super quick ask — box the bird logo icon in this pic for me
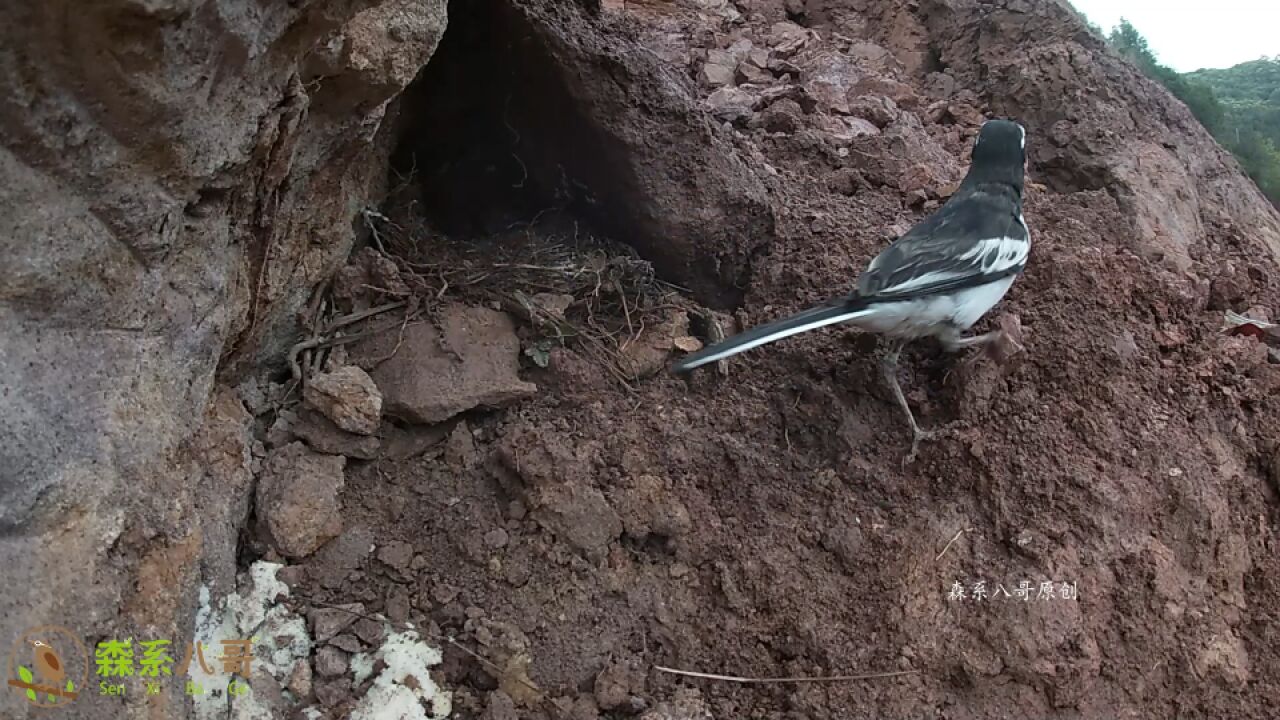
[30,640,67,688]
[6,625,88,708]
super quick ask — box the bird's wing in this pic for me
[855,191,1028,302]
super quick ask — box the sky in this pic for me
[1068,0,1277,72]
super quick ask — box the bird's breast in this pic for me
[846,275,1019,339]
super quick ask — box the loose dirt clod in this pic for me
[304,365,384,436]
[351,305,538,424]
[255,442,346,559]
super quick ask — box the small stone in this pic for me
[315,646,350,677]
[532,483,623,558]
[306,526,374,590]
[759,84,815,112]
[767,57,803,77]
[256,442,346,559]
[387,590,412,624]
[265,410,298,448]
[436,601,466,627]
[613,475,692,540]
[826,168,864,196]
[673,336,703,353]
[704,86,756,124]
[750,99,803,133]
[292,409,380,459]
[483,528,510,549]
[309,604,364,642]
[351,305,537,425]
[726,38,754,61]
[735,62,773,85]
[287,660,313,698]
[618,311,692,379]
[432,584,461,605]
[377,540,415,571]
[531,293,574,319]
[700,62,736,88]
[314,678,350,707]
[803,54,857,114]
[329,633,362,653]
[483,690,519,720]
[819,115,880,145]
[849,95,898,128]
[445,421,479,469]
[706,49,735,67]
[353,618,384,646]
[767,21,809,55]
[947,102,985,127]
[304,365,382,435]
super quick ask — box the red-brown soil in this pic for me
[279,0,1280,718]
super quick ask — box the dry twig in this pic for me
[653,666,919,684]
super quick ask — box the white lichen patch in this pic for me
[191,561,313,720]
[228,561,291,632]
[350,626,452,720]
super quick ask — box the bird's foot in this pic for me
[903,428,936,466]
[985,316,1026,363]
[902,422,965,466]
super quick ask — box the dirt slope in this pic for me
[288,0,1280,718]
[3,0,1280,719]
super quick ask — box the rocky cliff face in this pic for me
[1,1,447,716]
[2,0,1278,718]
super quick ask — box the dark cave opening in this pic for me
[381,0,774,311]
[388,0,621,240]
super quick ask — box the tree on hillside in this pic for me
[1108,19,1157,69]
[1100,18,1278,205]
[1108,19,1226,133]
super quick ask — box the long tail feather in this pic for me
[672,301,868,373]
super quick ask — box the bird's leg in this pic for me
[939,328,999,353]
[880,340,934,464]
[940,327,1023,369]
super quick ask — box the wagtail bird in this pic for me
[673,119,1030,460]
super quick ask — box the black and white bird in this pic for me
[672,119,1030,460]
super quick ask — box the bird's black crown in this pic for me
[965,119,1026,191]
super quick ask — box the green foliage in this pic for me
[1099,18,1280,205]
[18,665,37,702]
[1187,57,1280,104]
[1187,57,1280,202]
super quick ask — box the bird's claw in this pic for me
[903,428,936,467]
[902,423,964,466]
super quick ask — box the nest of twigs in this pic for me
[289,206,693,392]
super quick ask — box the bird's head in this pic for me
[32,640,49,648]
[967,119,1027,191]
